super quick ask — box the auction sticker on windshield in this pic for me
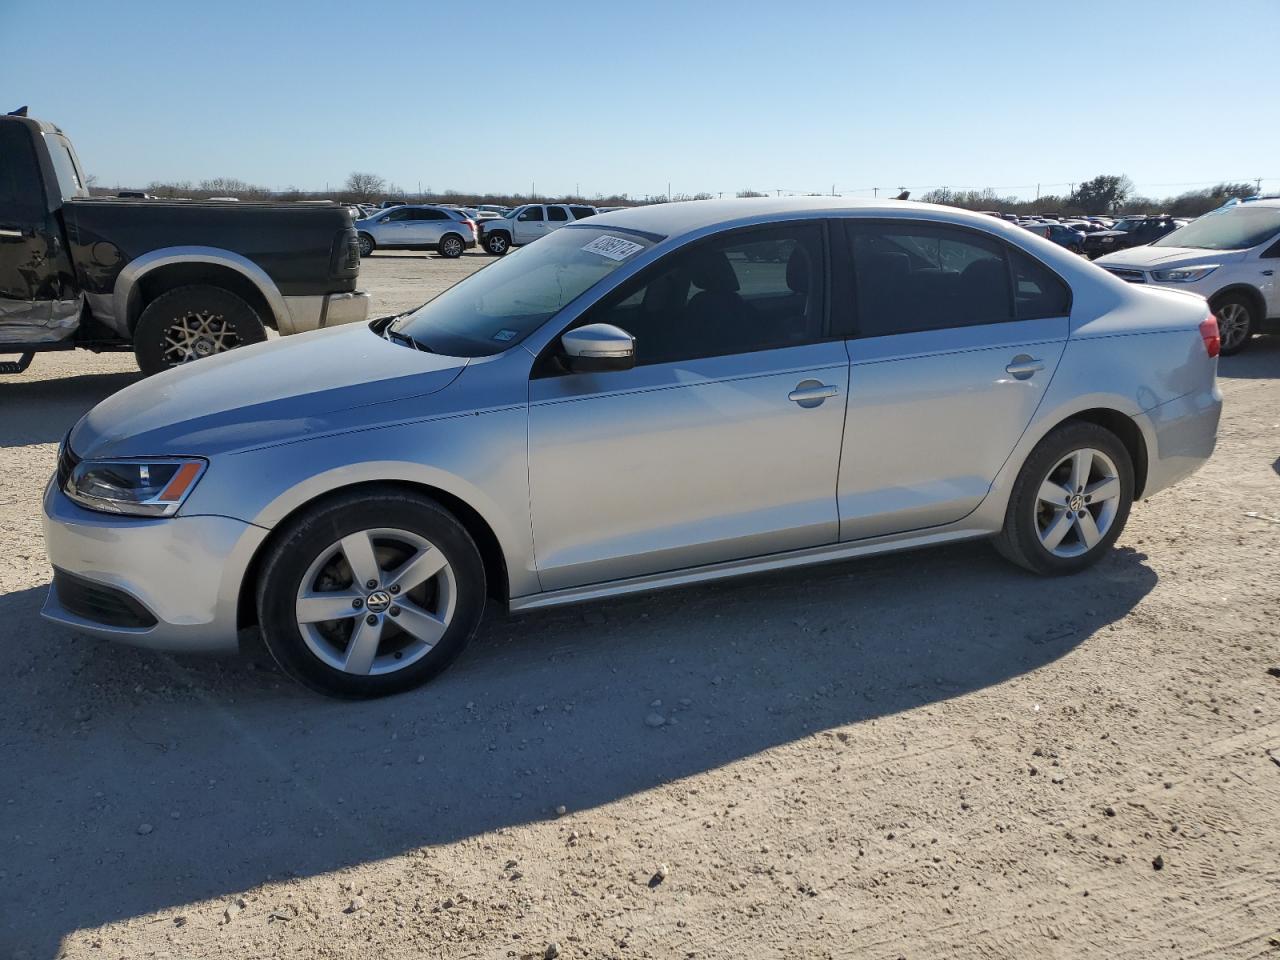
[582,235,645,261]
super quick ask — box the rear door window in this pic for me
[846,221,1012,336]
[569,206,595,220]
[1010,248,1071,319]
[547,206,569,222]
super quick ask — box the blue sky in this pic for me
[2,0,1276,201]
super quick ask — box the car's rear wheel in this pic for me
[438,233,464,259]
[357,232,376,257]
[256,488,487,698]
[484,231,510,256]
[133,284,267,375]
[1211,294,1256,356]
[993,421,1134,575]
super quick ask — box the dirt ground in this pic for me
[2,251,1278,960]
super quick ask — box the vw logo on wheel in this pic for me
[365,590,392,613]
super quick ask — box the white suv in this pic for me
[1095,198,1280,354]
[478,202,598,255]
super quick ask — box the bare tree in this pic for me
[344,172,386,201]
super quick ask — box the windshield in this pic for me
[1152,205,1280,250]
[390,226,658,356]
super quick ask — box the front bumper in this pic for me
[41,480,267,653]
[279,290,371,336]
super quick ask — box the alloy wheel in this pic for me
[162,310,241,365]
[1216,303,1251,352]
[358,235,373,257]
[442,236,462,257]
[295,528,456,676]
[1034,448,1122,559]
[487,234,508,254]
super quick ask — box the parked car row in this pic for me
[351,201,601,258]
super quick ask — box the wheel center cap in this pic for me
[1069,494,1085,512]
[366,590,392,613]
[194,338,215,357]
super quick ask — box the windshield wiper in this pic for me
[384,328,434,353]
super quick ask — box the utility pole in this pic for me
[531,181,535,199]
[1035,183,1041,201]
[575,182,579,197]
[667,182,671,202]
[1257,177,1263,195]
[873,187,878,198]
[831,183,836,196]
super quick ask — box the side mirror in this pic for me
[560,323,636,373]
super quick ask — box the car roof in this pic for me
[585,196,1057,242]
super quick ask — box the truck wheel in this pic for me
[484,231,510,256]
[133,285,267,375]
[1210,294,1256,356]
[357,233,375,257]
[438,233,464,259]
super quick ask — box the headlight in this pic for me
[65,458,207,517]
[1151,265,1218,283]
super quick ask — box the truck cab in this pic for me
[0,110,369,375]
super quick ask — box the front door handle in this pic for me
[1005,355,1044,380]
[788,380,839,408]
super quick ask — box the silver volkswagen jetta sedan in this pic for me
[42,198,1222,698]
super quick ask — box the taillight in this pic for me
[1199,316,1220,358]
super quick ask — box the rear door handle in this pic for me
[788,380,839,408]
[1005,355,1044,380]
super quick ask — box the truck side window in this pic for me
[518,207,544,222]
[547,206,569,222]
[44,134,84,200]
[0,122,46,222]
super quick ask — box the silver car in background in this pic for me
[354,205,477,258]
[42,198,1222,698]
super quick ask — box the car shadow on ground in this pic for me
[1217,335,1280,379]
[0,371,142,447]
[2,540,1157,957]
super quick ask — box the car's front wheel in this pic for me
[993,421,1134,575]
[256,488,487,698]
[438,233,464,259]
[484,231,511,256]
[1210,293,1256,356]
[357,232,376,258]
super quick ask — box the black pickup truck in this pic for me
[0,110,368,374]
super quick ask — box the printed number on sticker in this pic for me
[582,235,645,261]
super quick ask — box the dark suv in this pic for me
[1084,216,1185,259]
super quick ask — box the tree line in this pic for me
[918,175,1258,218]
[91,171,1260,218]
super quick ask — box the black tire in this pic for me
[255,488,487,699]
[484,231,511,256]
[133,284,267,376]
[438,233,464,259]
[1209,292,1257,356]
[993,421,1134,576]
[357,232,375,257]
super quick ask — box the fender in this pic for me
[112,246,289,334]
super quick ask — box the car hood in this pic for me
[70,323,468,459]
[1095,246,1245,269]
